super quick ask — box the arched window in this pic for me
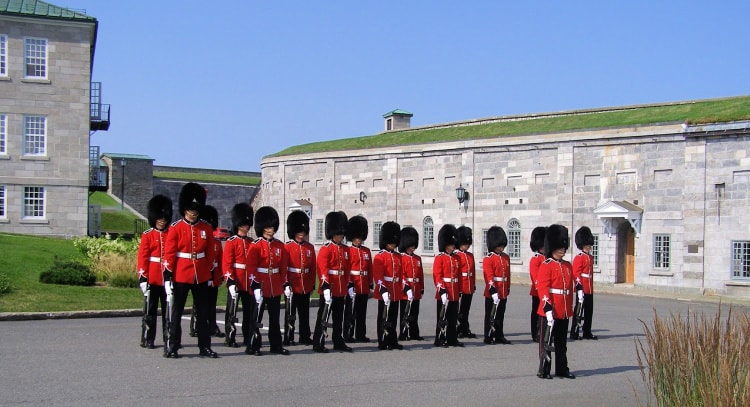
[422,216,434,253]
[507,218,521,260]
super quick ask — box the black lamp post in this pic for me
[120,158,126,209]
[455,184,467,207]
[359,191,367,205]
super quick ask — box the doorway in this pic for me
[615,221,636,284]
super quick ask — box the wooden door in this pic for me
[625,227,635,284]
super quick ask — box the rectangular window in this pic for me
[481,228,489,255]
[0,185,6,219]
[653,234,670,270]
[507,228,521,260]
[23,116,46,156]
[23,186,45,218]
[731,241,750,279]
[372,221,382,249]
[0,35,7,76]
[0,114,6,154]
[315,219,324,242]
[423,223,434,252]
[24,37,47,78]
[591,234,599,266]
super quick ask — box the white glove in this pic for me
[228,285,238,300]
[491,292,499,304]
[284,286,292,299]
[440,292,448,305]
[382,291,390,306]
[323,289,332,304]
[207,280,214,287]
[348,286,355,299]
[164,281,173,297]
[577,290,584,304]
[406,289,414,301]
[139,281,148,296]
[254,288,262,303]
[545,310,554,326]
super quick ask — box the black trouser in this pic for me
[144,284,168,343]
[238,290,256,345]
[260,295,283,351]
[206,285,219,331]
[538,317,570,376]
[291,292,312,341]
[399,299,421,339]
[377,299,400,347]
[169,280,210,351]
[572,293,595,336]
[313,296,345,348]
[483,297,507,341]
[457,292,474,335]
[435,300,459,345]
[345,293,369,340]
[530,295,540,340]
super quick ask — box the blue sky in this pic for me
[71,0,750,171]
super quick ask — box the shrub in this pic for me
[108,271,138,288]
[91,252,137,283]
[0,273,11,295]
[39,258,96,286]
[635,305,750,407]
[73,234,140,261]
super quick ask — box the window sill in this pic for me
[648,271,674,277]
[21,78,51,85]
[726,281,750,287]
[20,155,49,161]
[0,155,9,160]
[0,76,9,81]
[0,219,9,224]
[20,219,49,224]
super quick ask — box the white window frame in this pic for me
[0,185,6,219]
[372,221,382,249]
[481,228,489,256]
[591,234,600,267]
[24,37,48,79]
[0,114,6,155]
[315,218,324,242]
[422,216,434,253]
[0,35,7,77]
[731,241,750,280]
[653,234,671,270]
[23,115,46,156]
[23,186,45,219]
[507,218,521,260]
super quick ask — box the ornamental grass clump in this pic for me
[635,305,750,407]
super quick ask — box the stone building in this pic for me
[0,1,110,237]
[260,98,750,297]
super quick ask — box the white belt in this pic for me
[384,276,400,282]
[461,272,473,277]
[406,277,421,282]
[288,267,309,273]
[442,277,459,283]
[350,270,368,276]
[493,277,508,282]
[581,273,591,278]
[233,263,246,270]
[550,288,570,295]
[177,252,205,260]
[149,256,161,263]
[327,269,344,276]
[257,267,279,274]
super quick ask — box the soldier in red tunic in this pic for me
[284,210,317,346]
[222,203,254,348]
[482,226,512,345]
[570,226,597,340]
[344,215,372,343]
[189,205,224,339]
[456,226,477,339]
[162,183,218,358]
[529,226,546,343]
[433,225,463,348]
[247,206,290,356]
[137,195,172,349]
[536,224,576,379]
[372,221,404,350]
[313,211,351,353]
[399,226,424,341]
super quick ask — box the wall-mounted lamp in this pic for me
[455,184,469,208]
[359,191,367,204]
[120,158,127,209]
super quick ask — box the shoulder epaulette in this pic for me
[170,220,181,227]
[543,258,554,264]
[253,237,262,243]
[227,235,239,241]
[143,228,155,235]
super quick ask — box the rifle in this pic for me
[164,288,175,355]
[225,294,239,346]
[344,294,355,340]
[284,294,296,344]
[573,295,584,336]
[400,300,413,339]
[487,301,499,341]
[436,301,448,346]
[381,301,391,344]
[542,319,555,362]
[140,286,151,347]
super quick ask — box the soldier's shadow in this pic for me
[573,365,641,377]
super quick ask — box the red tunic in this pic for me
[482,251,511,299]
[137,227,167,285]
[348,244,372,294]
[372,249,403,301]
[572,252,594,294]
[285,239,317,295]
[536,257,575,319]
[400,252,424,300]
[222,235,252,291]
[163,218,216,285]
[210,237,223,286]
[456,250,477,294]
[433,252,461,302]
[247,237,289,298]
[317,241,351,297]
[528,252,544,297]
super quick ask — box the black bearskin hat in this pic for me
[178,182,206,215]
[325,211,348,240]
[457,226,473,247]
[200,205,219,230]
[544,224,570,258]
[486,226,508,253]
[147,194,173,229]
[230,203,253,235]
[399,226,419,253]
[379,221,401,250]
[438,224,458,253]
[254,206,280,237]
[530,226,547,252]
[346,215,369,242]
[286,210,310,240]
[575,226,595,250]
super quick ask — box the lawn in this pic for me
[89,191,142,234]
